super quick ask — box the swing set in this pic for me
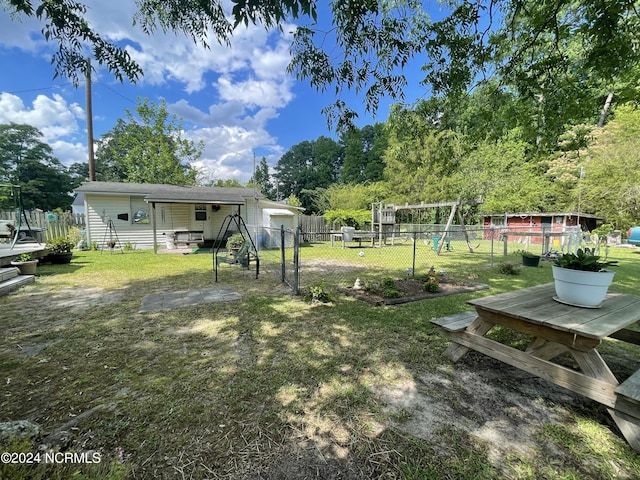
[373,197,483,255]
[0,183,39,249]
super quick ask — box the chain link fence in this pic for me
[294,226,493,293]
[223,223,613,295]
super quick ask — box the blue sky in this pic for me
[0,2,435,183]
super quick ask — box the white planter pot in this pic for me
[552,265,615,308]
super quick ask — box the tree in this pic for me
[273,137,342,212]
[340,124,387,183]
[383,106,470,203]
[6,1,640,132]
[252,156,275,199]
[579,105,640,228]
[95,98,202,185]
[0,123,74,210]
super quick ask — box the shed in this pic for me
[262,208,296,248]
[482,212,604,246]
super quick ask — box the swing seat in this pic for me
[216,241,254,268]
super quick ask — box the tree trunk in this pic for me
[597,92,614,128]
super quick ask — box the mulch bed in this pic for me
[339,279,489,306]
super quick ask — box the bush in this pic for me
[497,262,521,275]
[382,288,401,298]
[381,277,396,289]
[305,280,330,303]
[226,233,245,250]
[46,236,74,253]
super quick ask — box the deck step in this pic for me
[0,267,20,282]
[430,310,478,332]
[0,274,35,296]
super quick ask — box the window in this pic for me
[195,204,207,221]
[130,197,150,224]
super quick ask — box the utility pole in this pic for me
[85,58,96,181]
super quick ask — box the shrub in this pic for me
[226,233,245,250]
[46,236,74,253]
[382,288,401,298]
[305,280,330,303]
[497,262,521,275]
[381,277,396,289]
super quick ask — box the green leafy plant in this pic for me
[15,253,34,262]
[46,236,74,253]
[514,249,539,258]
[226,233,245,250]
[497,262,521,275]
[305,280,330,303]
[381,277,396,289]
[554,248,617,271]
[382,288,401,298]
[423,276,440,293]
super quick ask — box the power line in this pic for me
[6,84,73,95]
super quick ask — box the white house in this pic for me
[74,182,301,251]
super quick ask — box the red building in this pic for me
[482,212,603,245]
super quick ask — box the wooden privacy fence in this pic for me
[0,210,86,241]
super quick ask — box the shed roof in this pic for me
[75,181,260,205]
[483,212,603,220]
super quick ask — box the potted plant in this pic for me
[515,249,541,267]
[226,233,245,253]
[10,252,38,275]
[552,248,617,307]
[44,236,75,264]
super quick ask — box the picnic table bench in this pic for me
[431,283,640,452]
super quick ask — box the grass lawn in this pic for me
[1,246,640,479]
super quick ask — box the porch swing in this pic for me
[213,213,259,281]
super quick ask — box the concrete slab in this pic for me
[139,287,241,313]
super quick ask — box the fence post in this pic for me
[280,225,286,282]
[490,227,494,267]
[293,226,300,295]
[412,231,417,277]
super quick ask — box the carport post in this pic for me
[280,225,286,282]
[293,226,300,295]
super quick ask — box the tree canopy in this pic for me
[0,123,74,210]
[94,98,202,185]
[4,1,640,130]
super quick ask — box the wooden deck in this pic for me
[0,243,47,267]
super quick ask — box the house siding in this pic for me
[78,182,302,252]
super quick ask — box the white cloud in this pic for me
[185,124,280,183]
[0,9,42,50]
[0,1,304,179]
[0,92,83,141]
[50,140,88,166]
[217,76,293,109]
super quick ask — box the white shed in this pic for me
[262,208,296,248]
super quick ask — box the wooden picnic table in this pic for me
[431,283,640,452]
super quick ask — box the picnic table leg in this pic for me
[609,410,640,452]
[444,317,494,362]
[571,349,640,452]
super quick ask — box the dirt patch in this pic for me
[340,278,489,305]
[375,352,622,476]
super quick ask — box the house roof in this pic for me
[75,181,261,205]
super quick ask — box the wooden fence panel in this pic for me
[0,211,86,242]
